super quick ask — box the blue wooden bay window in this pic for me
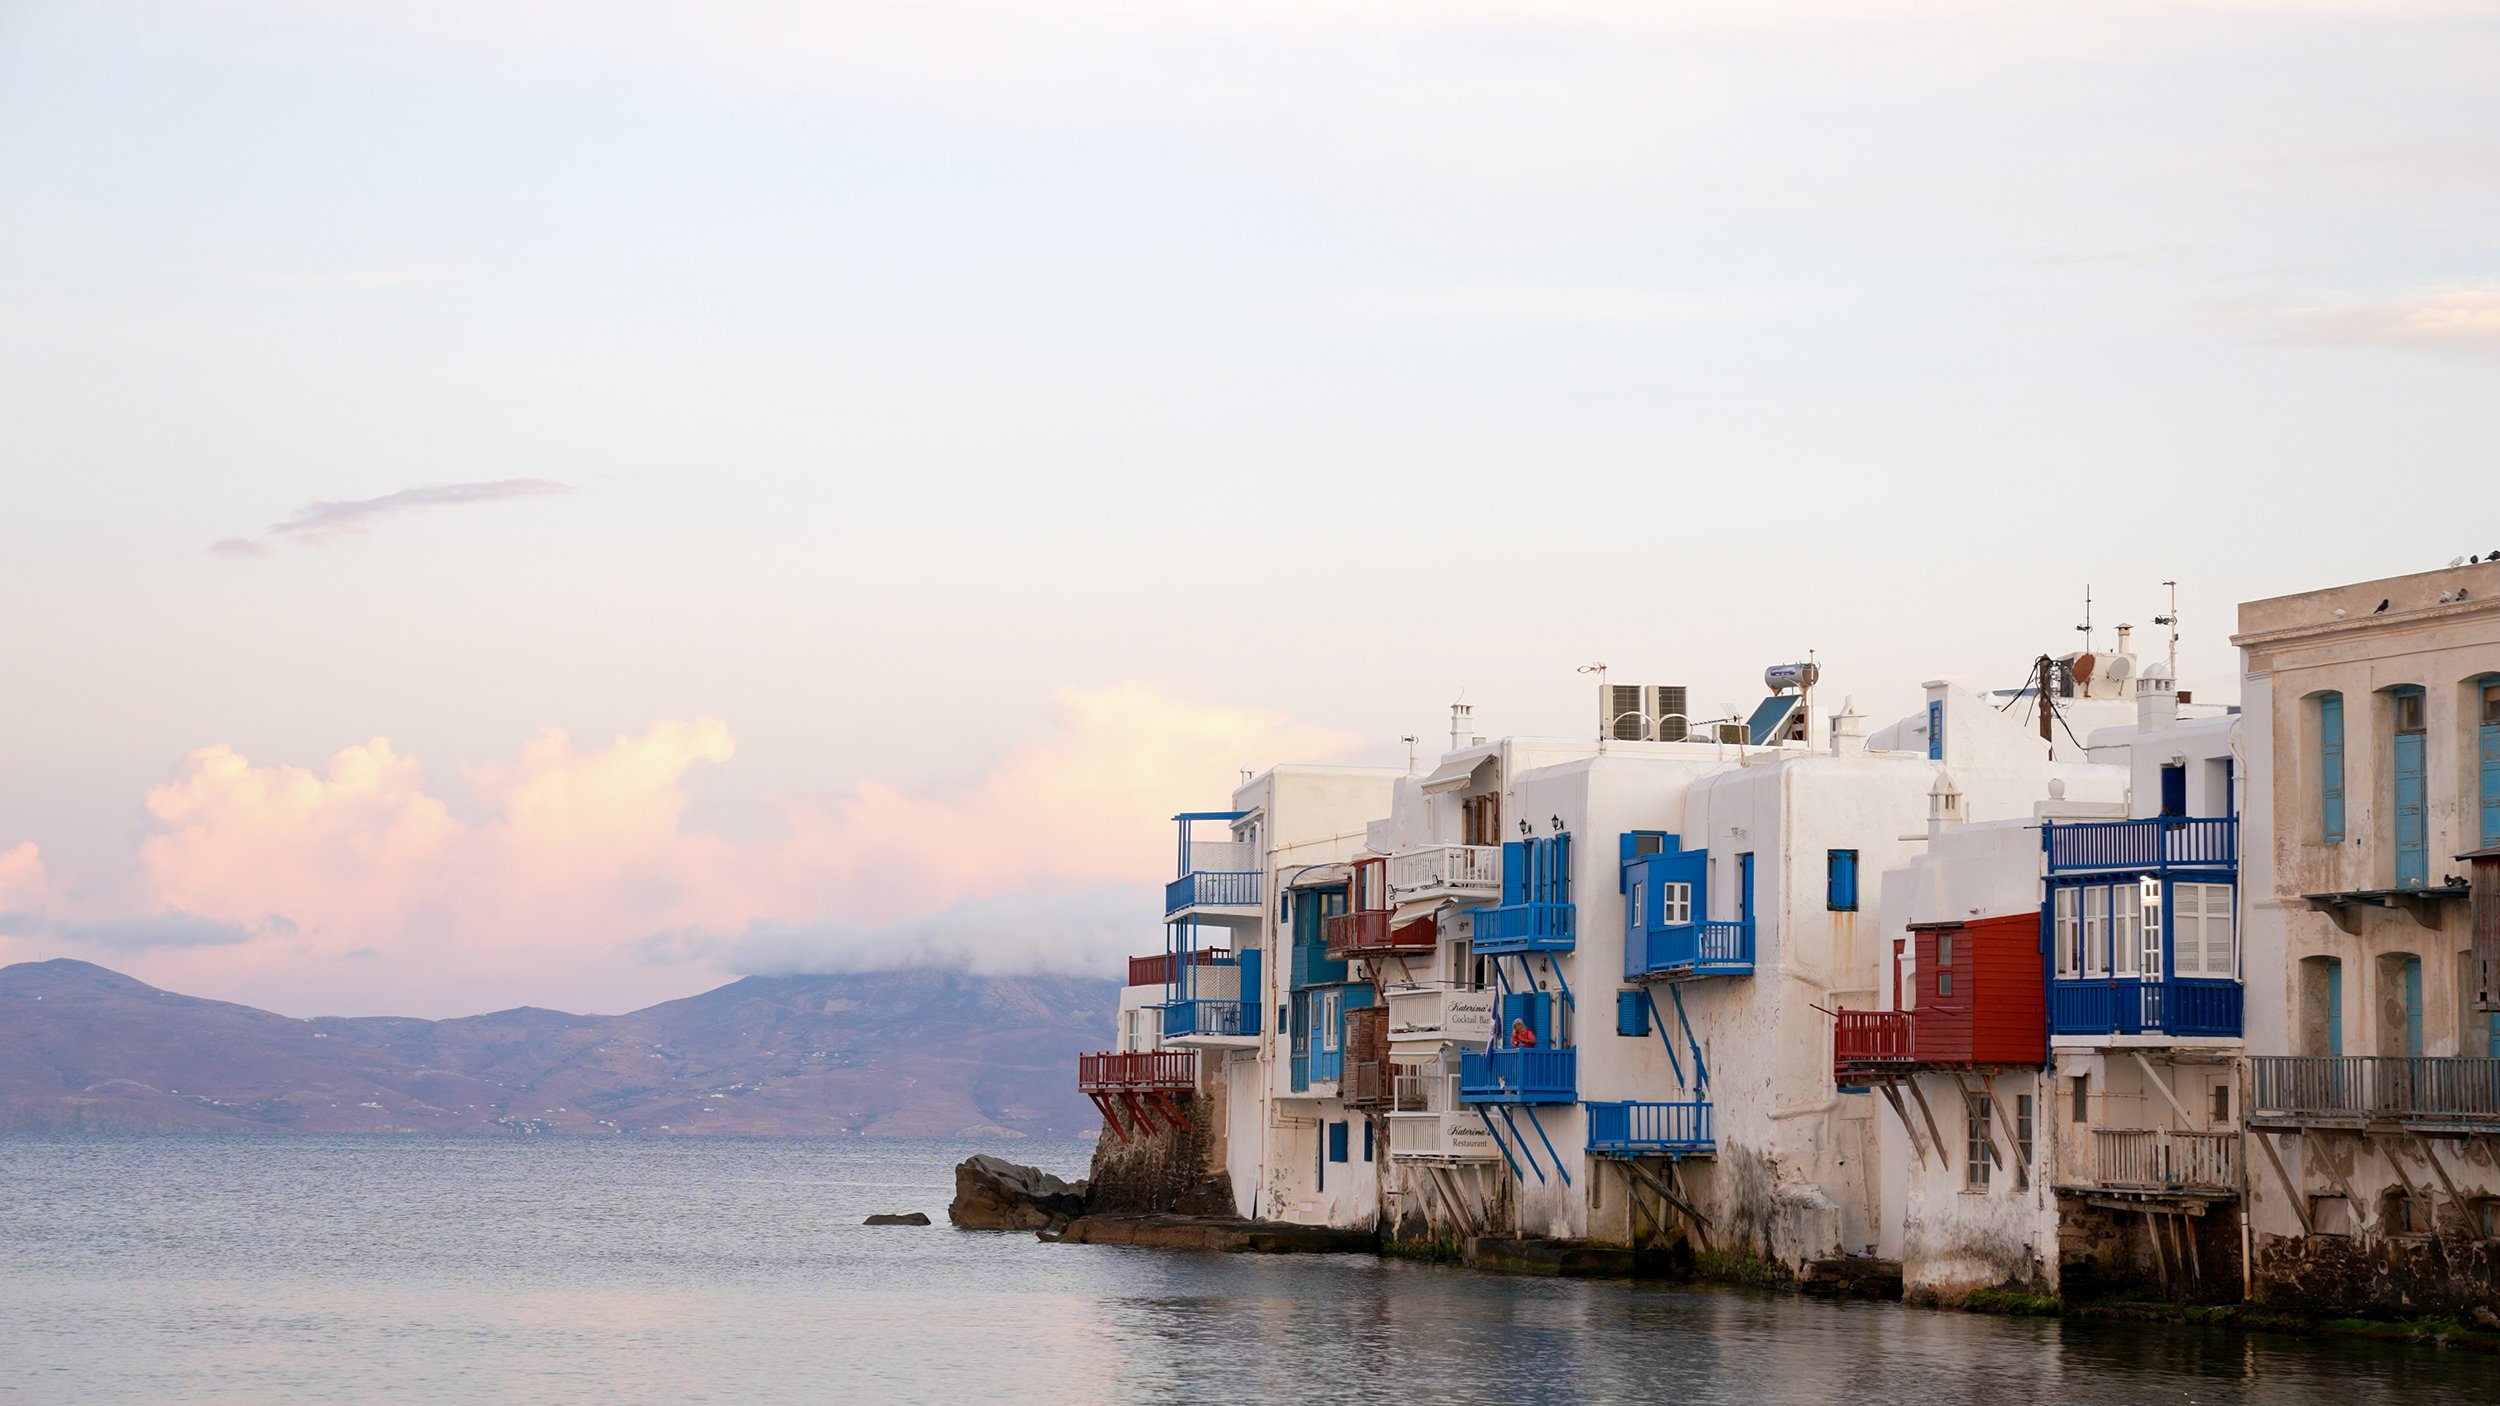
[1622,831,1753,981]
[1474,834,1575,954]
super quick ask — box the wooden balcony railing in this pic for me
[1458,1048,1576,1104]
[1324,910,1437,960]
[2249,1056,2500,1125]
[1076,1050,1197,1093]
[1833,1009,1914,1074]
[2044,816,2237,873]
[2087,1129,2237,1193]
[1585,1099,1713,1156]
[1473,901,1575,955]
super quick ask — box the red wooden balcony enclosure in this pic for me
[1833,912,2045,1083]
[1127,948,1224,989]
[1324,857,1440,961]
[1076,1050,1198,1143]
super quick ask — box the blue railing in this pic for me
[1458,1048,1577,1104]
[1161,998,1258,1040]
[1164,870,1262,917]
[2049,979,2242,1038]
[2044,817,2237,874]
[1627,920,1755,981]
[1586,1099,1713,1155]
[1473,900,1576,955]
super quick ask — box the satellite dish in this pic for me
[2105,654,2135,683]
[2070,652,2098,686]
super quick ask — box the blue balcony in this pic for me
[1164,869,1261,919]
[1586,1099,1714,1157]
[1162,998,1258,1041]
[1458,1048,1577,1105]
[1627,919,1754,982]
[2049,979,2242,1039]
[2045,817,2237,874]
[1473,900,1575,955]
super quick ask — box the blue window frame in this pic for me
[1616,989,1651,1037]
[2319,692,2346,844]
[1327,1121,1349,1164]
[1927,699,1944,760]
[1827,849,1859,912]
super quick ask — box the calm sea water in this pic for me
[3,1135,2495,1405]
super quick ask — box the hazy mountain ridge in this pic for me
[0,959,1116,1137]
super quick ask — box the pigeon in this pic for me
[2441,591,2454,603]
[2373,599,2391,613]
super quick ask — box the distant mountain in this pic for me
[0,959,1118,1138]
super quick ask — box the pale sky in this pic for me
[2,0,2494,1017]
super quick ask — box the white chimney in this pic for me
[1928,769,1965,840]
[1830,697,1868,757]
[1449,703,1474,757]
[2136,663,2178,733]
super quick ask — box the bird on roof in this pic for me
[2374,599,2391,613]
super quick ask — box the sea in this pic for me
[2,1133,2495,1405]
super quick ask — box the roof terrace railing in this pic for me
[2045,816,2237,874]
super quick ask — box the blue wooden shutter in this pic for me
[1502,841,1527,905]
[1363,1120,1373,1162]
[2320,693,2345,844]
[1827,850,1859,912]
[1739,853,1755,921]
[1927,699,1944,760]
[1617,989,1651,1036]
[1328,1121,1349,1164]
[2396,723,2428,889]
[2480,709,2499,847]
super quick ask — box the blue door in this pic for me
[2395,726,2428,889]
[1738,852,1755,921]
[2320,693,2346,844]
[2326,960,2343,1056]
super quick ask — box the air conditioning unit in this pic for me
[1599,683,1692,742]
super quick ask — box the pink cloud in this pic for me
[65,686,1354,1016]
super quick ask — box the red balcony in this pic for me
[1324,910,1438,961]
[1833,912,2046,1083]
[1833,1010,1913,1082]
[1077,1050,1197,1143]
[1127,949,1224,988]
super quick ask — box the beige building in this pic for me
[2235,558,2500,1316]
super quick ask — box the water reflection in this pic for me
[1,1135,2492,1406]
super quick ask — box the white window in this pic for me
[2054,888,2080,979]
[1630,883,1643,928]
[2083,886,2110,979]
[1319,991,1341,1051]
[1965,1095,1993,1191]
[1660,882,1693,926]
[2172,882,2235,980]
[2114,889,2140,978]
[2138,878,2163,978]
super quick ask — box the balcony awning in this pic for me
[1420,753,1495,794]
[1286,861,1351,890]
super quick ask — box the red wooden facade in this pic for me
[1834,911,2044,1080]
[1126,948,1224,989]
[1324,856,1440,960]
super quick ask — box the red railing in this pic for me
[1324,911,1437,960]
[1833,1009,1914,1075]
[1077,1050,1198,1093]
[1126,949,1224,988]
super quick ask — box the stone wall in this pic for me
[2056,1196,2243,1304]
[2251,1230,2500,1326]
[1083,1061,1234,1216]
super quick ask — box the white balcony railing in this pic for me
[1384,985,1496,1047]
[2087,1129,2238,1193]
[1387,845,1503,901]
[1387,1109,1499,1161]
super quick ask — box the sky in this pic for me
[1,0,2495,1018]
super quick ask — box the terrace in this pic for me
[1075,1050,1197,1143]
[2248,1056,2500,1130]
[2044,816,2238,874]
[1164,812,1261,926]
[1585,1099,1715,1158]
[2066,1129,2239,1196]
[1387,844,1503,904]
[1457,1047,1577,1105]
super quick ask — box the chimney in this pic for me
[1928,769,1965,840]
[1449,703,1474,757]
[1830,697,1868,757]
[2136,663,2178,733]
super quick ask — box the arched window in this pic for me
[2300,955,2342,1057]
[2377,952,2423,1058]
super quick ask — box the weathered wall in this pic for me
[2055,1197,2243,1303]
[1085,1063,1234,1217]
[2251,1228,2500,1324]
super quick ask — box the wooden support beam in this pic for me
[1952,1073,2002,1169]
[2130,1051,2204,1132]
[2180,1211,2202,1288]
[1905,1077,1954,1171]
[2410,1135,2471,1235]
[2143,1207,2168,1291]
[1625,1157,1715,1251]
[1986,1073,2030,1178]
[2308,1131,2374,1233]
[1878,1082,1930,1167]
[2253,1130,2314,1235]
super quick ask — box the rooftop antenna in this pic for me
[1400,735,1418,774]
[1577,662,1610,754]
[2074,584,2094,654]
[2152,580,2180,679]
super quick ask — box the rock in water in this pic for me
[864,1212,931,1226]
[949,1154,1088,1231]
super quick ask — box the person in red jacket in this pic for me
[1509,1017,1538,1048]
